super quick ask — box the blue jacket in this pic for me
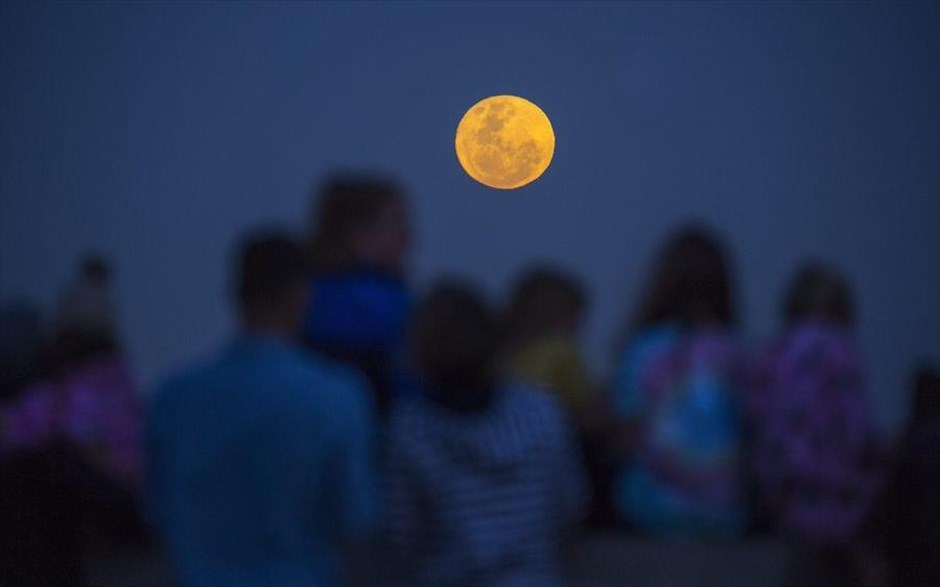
[147,336,377,587]
[303,267,412,414]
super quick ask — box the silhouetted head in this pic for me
[409,282,498,412]
[631,224,736,333]
[235,232,310,338]
[81,254,111,286]
[910,365,940,422]
[51,254,117,364]
[309,174,410,273]
[503,265,586,354]
[783,263,855,328]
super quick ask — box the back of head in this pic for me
[52,254,118,364]
[309,173,406,271]
[783,263,855,328]
[632,224,735,333]
[503,266,585,354]
[235,232,309,331]
[409,282,498,411]
[81,254,111,286]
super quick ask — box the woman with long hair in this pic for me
[610,225,747,536]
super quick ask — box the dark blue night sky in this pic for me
[2,1,938,428]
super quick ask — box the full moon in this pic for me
[455,95,555,190]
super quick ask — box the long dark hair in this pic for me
[308,174,403,271]
[626,224,736,341]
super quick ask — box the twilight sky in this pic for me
[2,1,938,429]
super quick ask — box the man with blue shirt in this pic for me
[147,232,377,587]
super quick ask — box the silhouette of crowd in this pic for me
[2,175,938,587]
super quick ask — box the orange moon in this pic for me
[455,95,555,190]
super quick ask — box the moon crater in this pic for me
[455,95,555,190]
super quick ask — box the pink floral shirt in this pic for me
[749,323,882,544]
[1,354,141,485]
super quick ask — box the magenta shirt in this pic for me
[1,354,142,485]
[748,322,882,544]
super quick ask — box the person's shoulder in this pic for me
[509,336,573,383]
[636,324,681,344]
[502,382,569,431]
[346,267,410,308]
[780,322,858,365]
[792,321,853,347]
[313,265,407,295]
[387,395,430,428]
[385,396,431,451]
[615,324,681,382]
[624,325,680,360]
[282,346,376,418]
[505,381,561,406]
[153,351,207,389]
[526,336,581,364]
[281,345,370,394]
[685,326,744,368]
[307,266,410,343]
[149,353,222,421]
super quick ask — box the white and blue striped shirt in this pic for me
[384,384,588,587]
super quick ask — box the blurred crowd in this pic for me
[2,175,938,587]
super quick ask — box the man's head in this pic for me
[309,174,411,272]
[235,232,310,337]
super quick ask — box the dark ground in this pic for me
[86,532,787,587]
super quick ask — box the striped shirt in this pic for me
[384,384,587,587]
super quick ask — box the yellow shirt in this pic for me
[507,336,595,411]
